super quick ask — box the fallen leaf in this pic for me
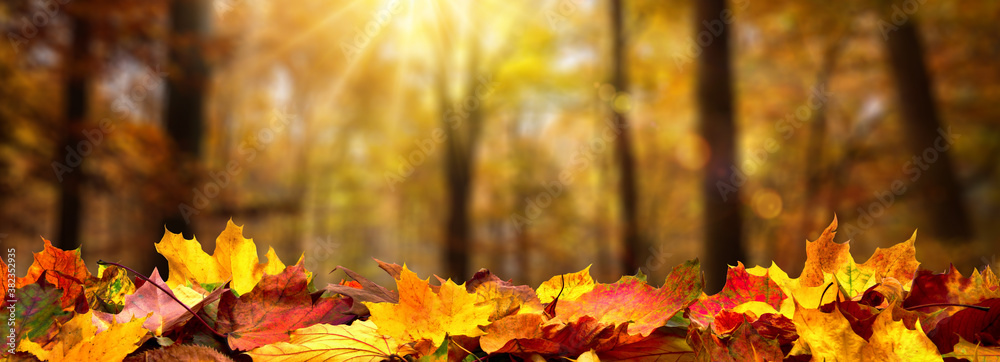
[687,262,785,328]
[788,300,866,361]
[553,260,702,337]
[84,264,136,313]
[247,320,411,361]
[17,310,148,361]
[123,344,234,362]
[480,313,545,354]
[155,219,294,295]
[16,239,91,310]
[944,337,1000,361]
[687,311,784,362]
[595,327,695,362]
[799,217,851,288]
[904,265,1000,310]
[9,278,71,350]
[92,268,226,336]
[374,258,404,279]
[216,263,354,351]
[829,299,879,341]
[364,265,492,347]
[536,265,596,303]
[799,218,921,298]
[324,265,398,317]
[860,307,942,362]
[854,231,920,289]
[750,313,799,350]
[466,268,542,320]
[927,298,1000,353]
[485,315,628,357]
[576,350,600,362]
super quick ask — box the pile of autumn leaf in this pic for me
[4,219,1000,361]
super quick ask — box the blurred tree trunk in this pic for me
[697,0,744,293]
[439,42,484,281]
[885,20,972,242]
[56,17,91,251]
[609,0,641,275]
[506,120,530,282]
[160,0,210,271]
[789,32,847,274]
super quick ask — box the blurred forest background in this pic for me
[1,0,998,292]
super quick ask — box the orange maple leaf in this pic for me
[16,238,91,310]
[364,265,492,348]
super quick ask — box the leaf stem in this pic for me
[97,260,227,338]
[903,302,990,311]
[818,283,834,309]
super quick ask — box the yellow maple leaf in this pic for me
[860,308,942,362]
[247,320,409,361]
[17,310,147,361]
[946,337,1000,360]
[788,301,866,361]
[470,280,542,320]
[576,350,600,362]
[155,219,296,295]
[536,265,595,303]
[364,266,492,347]
[747,263,839,319]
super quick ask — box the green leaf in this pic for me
[14,280,71,344]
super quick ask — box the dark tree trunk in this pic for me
[162,0,210,238]
[441,44,483,281]
[444,167,471,280]
[156,0,211,276]
[56,17,91,251]
[885,21,972,242]
[697,0,744,293]
[609,0,641,275]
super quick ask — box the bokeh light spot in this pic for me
[752,189,783,219]
[675,133,710,170]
